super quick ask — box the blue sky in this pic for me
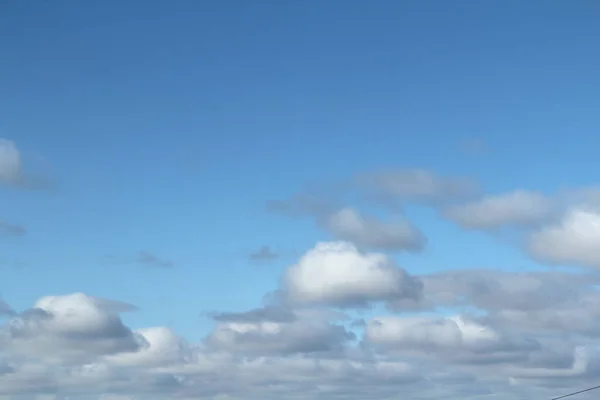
[2,0,600,336]
[2,2,600,398]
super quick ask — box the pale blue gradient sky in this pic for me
[2,0,600,341]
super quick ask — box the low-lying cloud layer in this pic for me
[2,240,600,400]
[4,138,600,400]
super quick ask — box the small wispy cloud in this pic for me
[137,251,174,268]
[0,139,56,191]
[249,246,279,262]
[266,193,333,217]
[0,219,26,236]
[460,137,489,155]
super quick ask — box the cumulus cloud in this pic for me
[367,315,496,351]
[6,189,600,399]
[444,190,555,230]
[205,307,354,356]
[322,208,426,252]
[282,241,423,308]
[6,293,143,365]
[507,347,593,383]
[418,269,551,310]
[269,199,428,252]
[407,269,600,336]
[2,268,600,400]
[528,206,600,269]
[105,327,190,367]
[366,314,540,364]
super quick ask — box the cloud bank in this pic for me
[2,240,600,400]
[4,140,600,400]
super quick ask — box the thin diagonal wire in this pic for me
[551,384,600,400]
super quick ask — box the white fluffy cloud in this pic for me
[104,326,190,367]
[366,315,539,364]
[205,307,354,356]
[282,241,423,307]
[528,207,600,269]
[323,208,425,252]
[0,289,425,399]
[367,315,502,351]
[6,293,142,365]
